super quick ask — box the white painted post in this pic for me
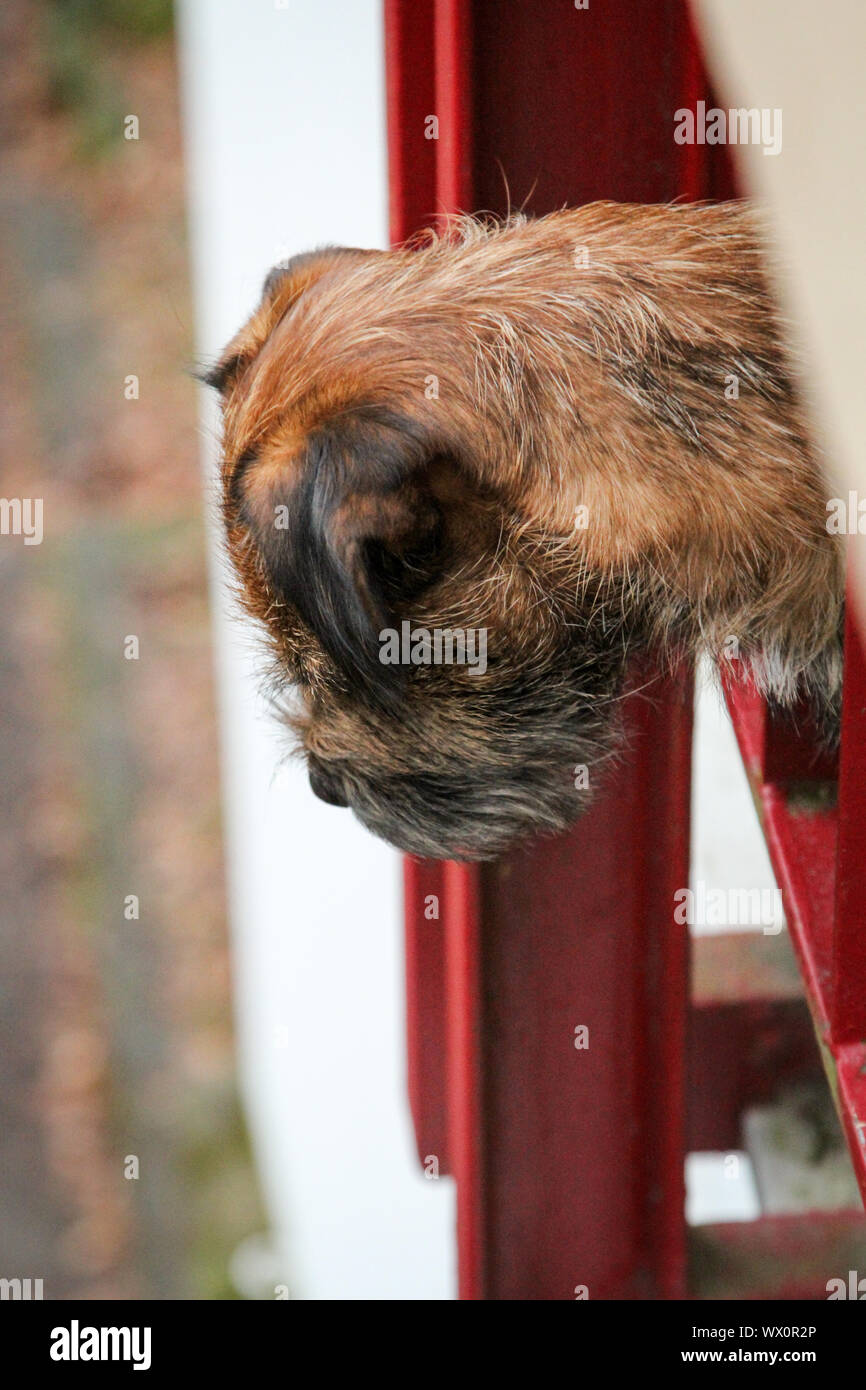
[177,0,454,1300]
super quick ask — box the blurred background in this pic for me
[1,0,862,1301]
[0,0,453,1302]
[0,0,262,1297]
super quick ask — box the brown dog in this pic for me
[208,201,843,860]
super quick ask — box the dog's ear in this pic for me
[204,247,381,394]
[234,411,447,706]
[260,246,381,311]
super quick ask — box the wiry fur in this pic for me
[209,201,843,860]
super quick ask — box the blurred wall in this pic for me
[177,0,455,1299]
[696,0,866,606]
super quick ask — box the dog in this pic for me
[207,201,843,860]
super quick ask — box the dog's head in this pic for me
[209,238,628,859]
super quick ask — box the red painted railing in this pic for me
[386,0,866,1299]
[723,609,866,1197]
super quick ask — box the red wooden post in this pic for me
[724,590,866,1201]
[433,0,473,216]
[386,0,450,1184]
[442,859,484,1297]
[388,0,866,1298]
[402,858,450,1174]
[468,669,694,1299]
[384,0,436,244]
[832,599,866,1045]
[387,0,725,1299]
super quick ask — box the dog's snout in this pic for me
[308,757,349,808]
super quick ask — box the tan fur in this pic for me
[210,202,843,859]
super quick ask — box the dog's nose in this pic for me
[308,758,349,808]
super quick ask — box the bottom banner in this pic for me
[2,1297,863,1373]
